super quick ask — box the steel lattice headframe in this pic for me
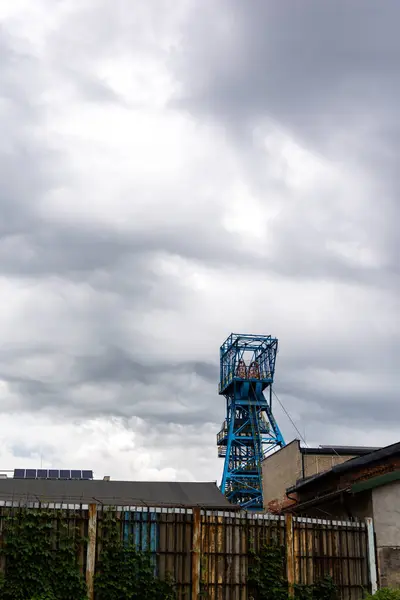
[217,333,285,510]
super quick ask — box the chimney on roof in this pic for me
[103,475,110,481]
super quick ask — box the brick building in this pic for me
[261,439,378,513]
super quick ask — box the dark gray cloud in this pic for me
[76,347,217,385]
[0,32,59,238]
[174,0,400,284]
[174,1,400,147]
[0,340,219,426]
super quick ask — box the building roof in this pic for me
[0,479,236,510]
[289,440,400,493]
[301,445,380,456]
[262,438,380,464]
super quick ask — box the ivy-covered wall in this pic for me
[0,507,175,600]
[0,509,87,600]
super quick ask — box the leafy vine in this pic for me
[248,543,288,600]
[365,591,400,600]
[248,543,338,600]
[94,510,175,600]
[0,509,87,600]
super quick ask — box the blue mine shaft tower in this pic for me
[217,333,285,510]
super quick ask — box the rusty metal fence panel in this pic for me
[293,517,370,600]
[199,511,285,600]
[95,506,194,600]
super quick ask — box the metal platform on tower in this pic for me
[217,333,285,511]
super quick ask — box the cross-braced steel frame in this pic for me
[217,333,285,510]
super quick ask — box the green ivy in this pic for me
[248,543,339,600]
[364,590,400,600]
[0,509,87,600]
[94,510,175,600]
[294,576,339,600]
[248,543,288,600]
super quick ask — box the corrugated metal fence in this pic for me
[0,503,374,599]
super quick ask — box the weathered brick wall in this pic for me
[341,458,400,488]
[296,457,400,505]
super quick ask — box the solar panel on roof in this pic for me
[13,468,92,480]
[12,468,93,480]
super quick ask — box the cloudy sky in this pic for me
[0,0,399,483]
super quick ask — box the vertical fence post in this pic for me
[366,517,378,594]
[86,503,98,600]
[192,507,201,600]
[286,514,295,598]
